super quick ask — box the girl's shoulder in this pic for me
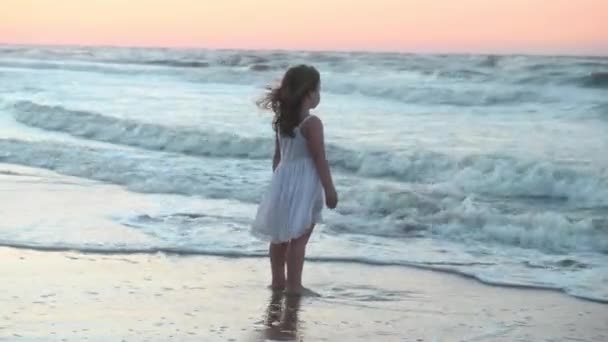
[299,115,325,143]
[299,115,323,131]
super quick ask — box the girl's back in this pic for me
[276,117,315,166]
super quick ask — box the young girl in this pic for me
[252,65,338,295]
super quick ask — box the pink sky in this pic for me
[1,0,606,55]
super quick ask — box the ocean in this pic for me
[0,45,606,303]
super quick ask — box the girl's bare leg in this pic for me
[286,225,314,294]
[269,242,289,290]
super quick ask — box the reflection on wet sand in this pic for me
[255,291,303,341]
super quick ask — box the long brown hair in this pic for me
[257,65,320,137]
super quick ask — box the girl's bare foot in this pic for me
[285,286,320,297]
[268,284,285,292]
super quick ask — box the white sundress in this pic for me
[252,116,324,243]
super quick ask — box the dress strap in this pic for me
[298,115,315,128]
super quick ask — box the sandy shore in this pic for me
[0,247,606,341]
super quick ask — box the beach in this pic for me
[1,45,607,341]
[1,247,607,341]
[1,166,606,341]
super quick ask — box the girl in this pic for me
[252,65,338,295]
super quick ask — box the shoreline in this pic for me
[1,241,607,305]
[1,246,606,341]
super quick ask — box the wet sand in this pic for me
[1,247,606,341]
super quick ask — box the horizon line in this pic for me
[1,42,606,59]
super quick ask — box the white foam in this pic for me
[0,138,268,202]
[12,100,273,159]
[12,101,608,209]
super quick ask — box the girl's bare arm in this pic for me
[302,116,337,208]
[272,134,281,171]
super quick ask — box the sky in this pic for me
[0,0,606,55]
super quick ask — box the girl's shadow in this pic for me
[258,290,304,341]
